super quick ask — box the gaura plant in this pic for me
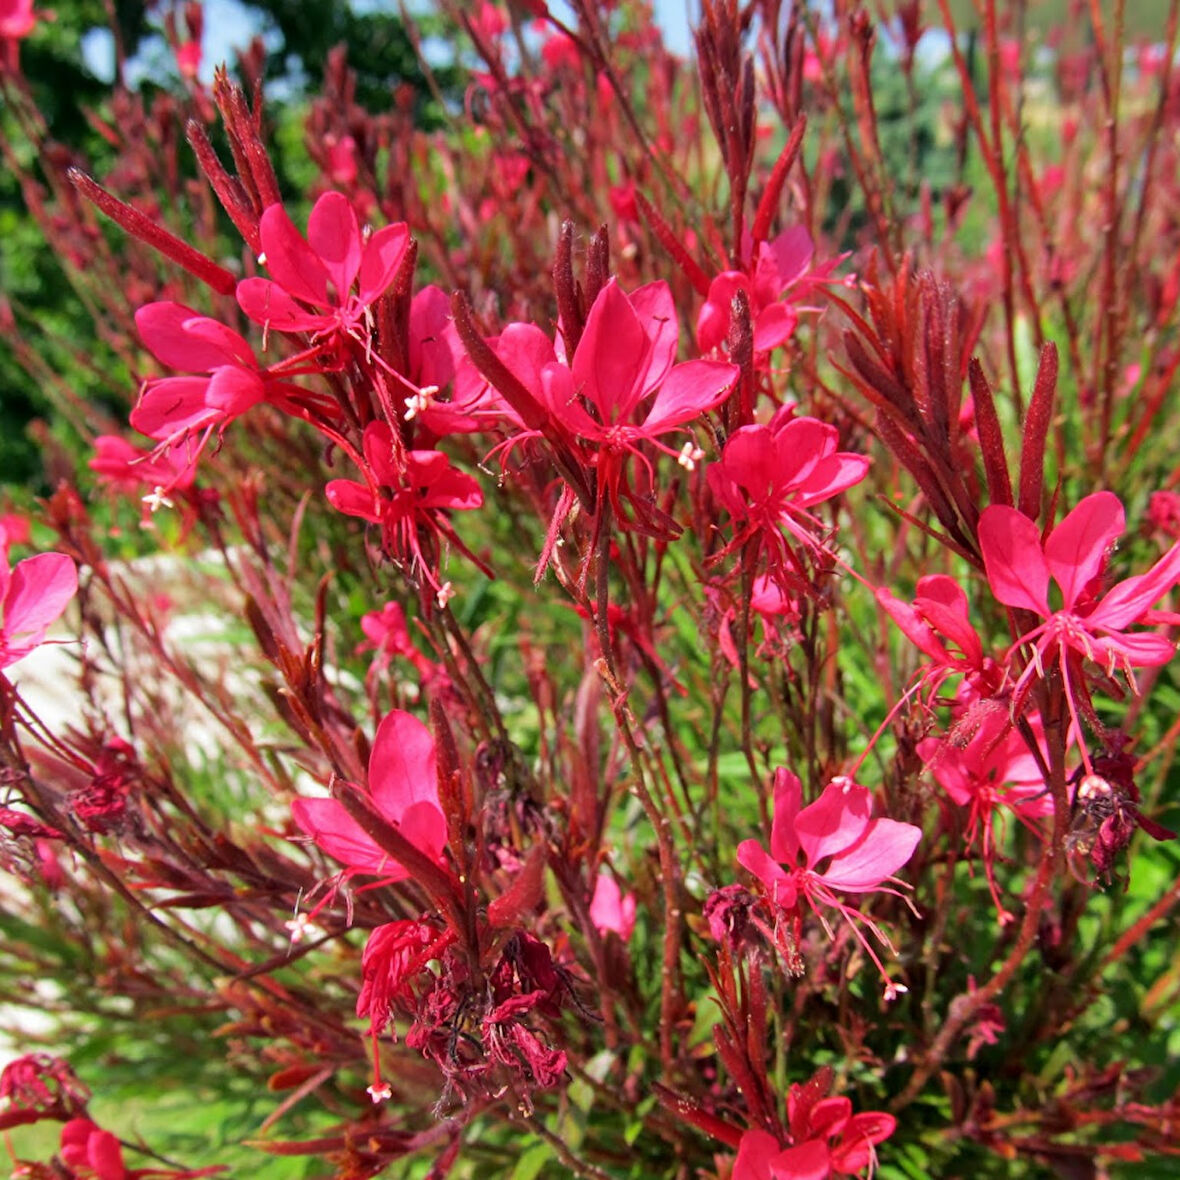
[0,0,1179,1177]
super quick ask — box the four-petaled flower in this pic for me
[732,1068,896,1179]
[292,708,448,880]
[130,302,336,461]
[237,191,409,350]
[708,407,869,565]
[918,711,1053,924]
[737,769,921,998]
[325,420,483,592]
[698,226,841,362]
[487,278,738,535]
[978,491,1180,761]
[876,574,1001,702]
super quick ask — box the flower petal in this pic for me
[817,818,921,892]
[1088,541,1180,630]
[237,278,328,332]
[978,506,1051,614]
[368,709,441,827]
[1044,491,1124,608]
[770,767,803,864]
[3,554,77,644]
[291,796,398,876]
[641,359,737,436]
[136,302,254,371]
[794,779,873,868]
[627,280,678,397]
[130,378,221,440]
[307,191,363,301]
[572,279,651,424]
[737,839,798,909]
[259,202,330,307]
[358,222,410,304]
[752,302,799,353]
[325,478,380,522]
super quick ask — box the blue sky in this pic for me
[84,1,698,83]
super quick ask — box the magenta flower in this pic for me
[0,536,77,670]
[877,574,1001,702]
[697,227,843,360]
[918,711,1053,923]
[60,1119,126,1180]
[737,770,921,997]
[130,302,334,455]
[325,420,483,594]
[589,871,637,940]
[978,492,1180,749]
[90,435,198,499]
[292,709,447,880]
[487,278,738,533]
[237,191,408,345]
[732,1070,896,1179]
[708,408,869,561]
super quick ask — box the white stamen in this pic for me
[142,486,174,513]
[436,581,456,609]
[677,442,705,471]
[367,1082,392,1103]
[284,913,314,943]
[403,385,440,421]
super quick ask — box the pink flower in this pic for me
[60,1119,126,1180]
[732,1070,896,1179]
[877,574,1000,701]
[357,601,450,690]
[236,192,408,347]
[90,435,197,498]
[708,408,869,560]
[0,539,77,670]
[292,709,447,880]
[484,279,738,533]
[588,871,637,940]
[697,227,841,360]
[325,420,483,593]
[130,302,333,455]
[737,770,921,997]
[978,492,1180,752]
[403,285,487,436]
[919,712,1053,922]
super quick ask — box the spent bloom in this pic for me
[292,708,447,880]
[737,770,921,997]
